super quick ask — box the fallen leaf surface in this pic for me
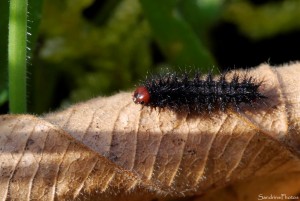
[1,63,300,201]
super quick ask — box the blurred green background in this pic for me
[1,0,300,114]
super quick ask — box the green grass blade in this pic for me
[140,0,216,72]
[178,0,223,39]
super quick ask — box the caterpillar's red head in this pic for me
[133,86,150,105]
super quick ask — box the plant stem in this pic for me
[8,0,28,113]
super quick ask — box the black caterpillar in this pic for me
[133,71,267,113]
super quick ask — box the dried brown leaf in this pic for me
[1,63,300,201]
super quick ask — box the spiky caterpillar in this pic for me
[133,71,267,113]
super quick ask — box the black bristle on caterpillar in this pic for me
[133,71,267,113]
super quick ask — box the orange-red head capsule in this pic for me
[133,86,150,105]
